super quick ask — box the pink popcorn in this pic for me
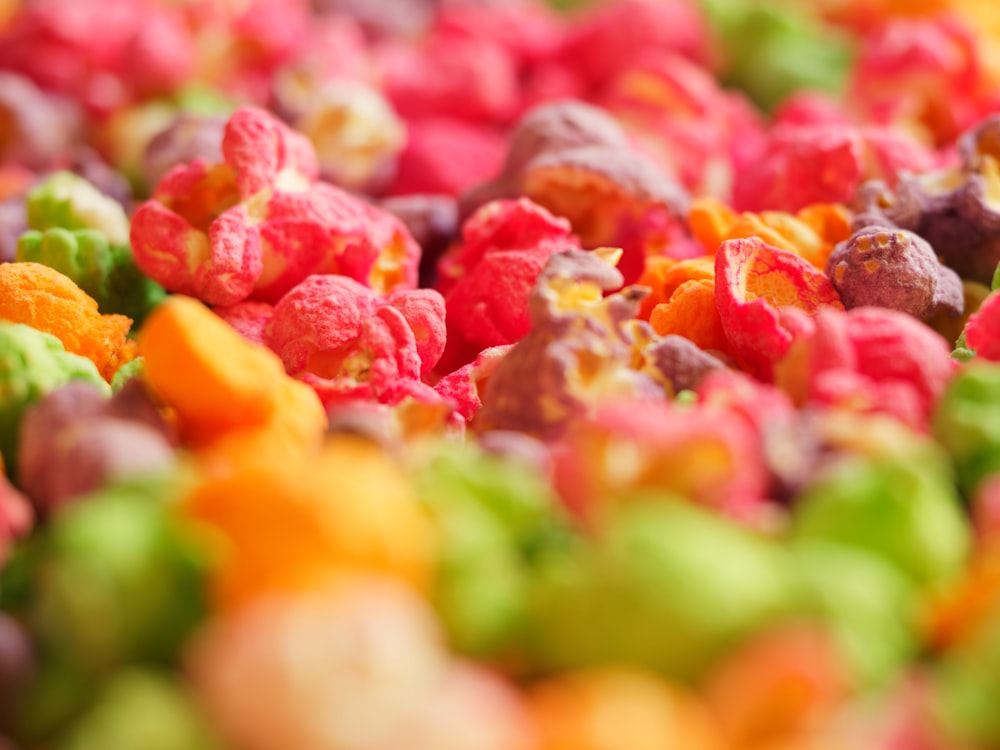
[131,107,421,306]
[434,198,580,374]
[265,274,445,407]
[221,106,318,199]
[774,306,958,431]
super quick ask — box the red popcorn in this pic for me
[775,306,958,430]
[0,468,32,567]
[732,123,938,213]
[435,198,580,374]
[388,118,507,198]
[375,34,520,124]
[265,274,445,407]
[962,289,1000,361]
[131,107,421,306]
[433,345,513,424]
[0,0,195,116]
[598,52,767,199]
[214,301,275,348]
[850,14,989,147]
[715,237,844,379]
[432,1,565,72]
[556,0,714,90]
[550,398,769,526]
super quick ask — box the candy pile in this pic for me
[6,0,1000,748]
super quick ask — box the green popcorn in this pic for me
[523,496,794,680]
[0,322,108,473]
[699,0,854,112]
[110,357,146,393]
[17,228,166,324]
[933,361,1000,496]
[23,481,210,678]
[788,541,920,687]
[51,669,220,750]
[793,453,971,589]
[26,172,130,246]
[931,611,1000,747]
[417,444,571,658]
[4,656,93,747]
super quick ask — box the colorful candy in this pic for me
[7,0,1000,748]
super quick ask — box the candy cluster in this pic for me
[5,0,1000,748]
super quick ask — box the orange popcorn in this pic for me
[138,295,326,460]
[637,256,734,357]
[689,196,852,269]
[0,261,135,380]
[185,435,436,613]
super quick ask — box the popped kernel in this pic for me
[0,262,136,381]
[827,225,963,320]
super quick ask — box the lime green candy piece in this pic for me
[24,481,210,678]
[699,0,854,112]
[51,669,221,750]
[17,228,166,324]
[26,171,130,246]
[931,611,1000,747]
[523,496,794,680]
[0,322,108,471]
[417,444,570,658]
[793,454,970,590]
[788,541,920,687]
[934,361,1000,496]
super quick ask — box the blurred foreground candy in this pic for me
[11,481,209,681]
[47,669,220,750]
[0,322,108,472]
[934,360,1000,495]
[138,295,326,463]
[16,381,176,513]
[416,441,567,657]
[523,497,793,679]
[184,435,435,612]
[188,578,533,750]
[527,668,725,750]
[793,449,970,589]
[775,306,957,430]
[550,398,769,525]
